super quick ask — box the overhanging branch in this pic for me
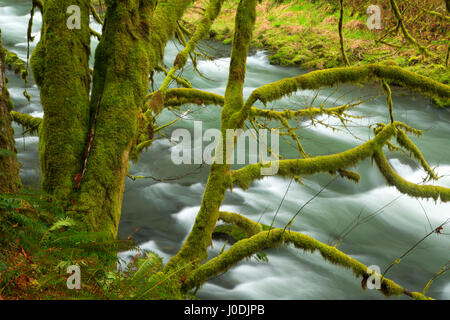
[183,229,431,300]
[240,64,450,122]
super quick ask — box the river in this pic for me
[1,0,449,299]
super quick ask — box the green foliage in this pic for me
[0,189,168,299]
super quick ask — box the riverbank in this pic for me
[182,0,449,107]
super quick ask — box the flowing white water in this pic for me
[2,0,449,300]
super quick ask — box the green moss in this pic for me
[213,224,248,242]
[164,0,258,272]
[4,49,28,80]
[374,149,450,202]
[242,64,450,120]
[10,111,42,134]
[231,123,397,190]
[0,29,21,193]
[75,0,192,238]
[389,0,433,57]
[30,40,45,87]
[35,0,92,202]
[183,229,425,299]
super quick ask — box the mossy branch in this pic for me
[10,111,42,134]
[373,149,450,202]
[159,88,357,130]
[422,262,449,295]
[231,123,398,190]
[250,103,358,121]
[395,128,438,181]
[231,121,447,204]
[4,49,27,80]
[183,229,431,300]
[161,0,223,91]
[161,88,224,108]
[381,80,394,123]
[240,64,450,121]
[389,0,433,57]
[411,4,450,22]
[338,0,350,66]
[90,28,101,40]
[154,66,192,89]
[218,211,263,236]
[89,1,104,26]
[164,0,258,271]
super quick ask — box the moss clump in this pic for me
[10,111,42,134]
[4,49,28,80]
[213,224,248,243]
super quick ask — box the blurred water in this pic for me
[1,0,449,300]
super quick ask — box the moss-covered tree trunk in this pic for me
[165,0,258,271]
[0,29,20,193]
[33,0,193,238]
[31,0,92,201]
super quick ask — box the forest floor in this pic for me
[183,0,449,107]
